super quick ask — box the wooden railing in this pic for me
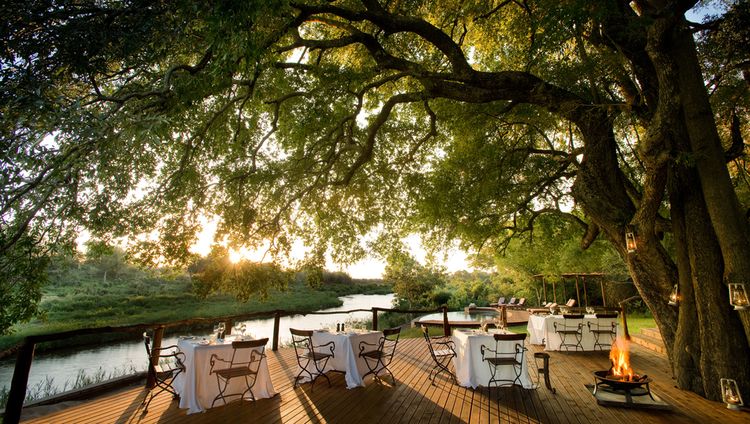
[2,305,453,424]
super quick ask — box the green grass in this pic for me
[0,266,392,354]
[622,313,656,336]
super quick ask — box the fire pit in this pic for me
[592,338,655,402]
[593,370,654,401]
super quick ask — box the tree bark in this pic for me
[670,15,750,344]
[669,168,703,393]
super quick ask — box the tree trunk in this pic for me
[670,16,750,344]
[669,168,702,393]
[572,111,679,356]
[664,18,750,400]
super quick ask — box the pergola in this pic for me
[532,272,607,307]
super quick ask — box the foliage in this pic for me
[0,256,387,352]
[2,0,750,398]
[0,234,49,334]
[189,246,292,301]
[384,251,446,309]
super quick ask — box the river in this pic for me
[0,293,394,398]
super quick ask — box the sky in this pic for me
[187,215,472,279]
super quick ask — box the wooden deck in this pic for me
[18,337,748,423]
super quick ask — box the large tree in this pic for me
[2,0,749,399]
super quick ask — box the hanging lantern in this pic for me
[729,283,749,310]
[720,378,744,410]
[625,231,637,253]
[668,284,679,306]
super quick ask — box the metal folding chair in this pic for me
[421,325,457,385]
[358,327,401,385]
[480,333,527,389]
[588,312,618,351]
[142,332,185,413]
[290,328,335,390]
[209,338,269,407]
[553,314,584,351]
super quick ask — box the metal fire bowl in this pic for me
[593,370,652,390]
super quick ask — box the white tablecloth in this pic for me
[304,330,383,389]
[526,314,620,351]
[452,329,534,389]
[173,337,276,414]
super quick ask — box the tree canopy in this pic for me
[2,0,750,399]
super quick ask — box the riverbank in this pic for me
[0,277,391,357]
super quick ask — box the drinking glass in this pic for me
[217,322,226,341]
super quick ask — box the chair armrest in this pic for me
[314,340,336,357]
[155,344,181,352]
[209,353,231,373]
[480,344,497,360]
[358,340,378,355]
[433,339,456,355]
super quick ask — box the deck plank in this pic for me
[17,337,750,424]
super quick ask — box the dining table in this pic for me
[305,329,384,389]
[452,328,535,390]
[527,313,621,351]
[173,336,276,414]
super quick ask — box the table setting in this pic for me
[527,311,620,351]
[172,327,275,414]
[306,327,384,389]
[451,328,535,389]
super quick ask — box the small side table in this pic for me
[533,352,556,393]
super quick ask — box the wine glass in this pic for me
[217,322,225,341]
[234,322,247,338]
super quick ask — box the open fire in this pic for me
[609,337,637,381]
[594,336,652,395]
[592,337,659,405]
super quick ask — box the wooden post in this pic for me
[582,275,589,306]
[601,279,607,307]
[272,311,281,351]
[442,306,450,337]
[500,305,508,328]
[542,276,547,303]
[574,275,581,307]
[147,327,165,389]
[4,339,35,424]
[372,307,379,331]
[552,280,557,303]
[224,319,233,336]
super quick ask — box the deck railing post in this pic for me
[442,306,450,337]
[272,311,281,351]
[372,307,379,331]
[224,319,233,336]
[147,326,165,389]
[4,339,36,424]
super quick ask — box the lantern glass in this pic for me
[625,232,637,253]
[668,284,679,306]
[720,378,743,409]
[729,283,749,310]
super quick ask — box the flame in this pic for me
[609,337,634,381]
